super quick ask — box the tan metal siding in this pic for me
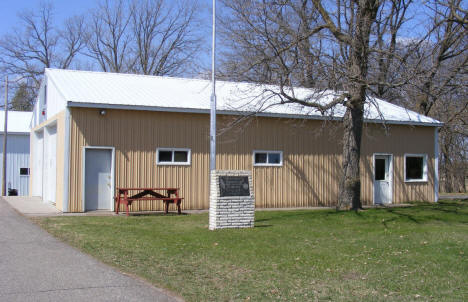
[68,108,436,212]
[360,124,435,204]
[69,108,211,212]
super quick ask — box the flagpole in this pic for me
[2,76,8,196]
[210,0,216,172]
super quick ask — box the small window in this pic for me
[20,168,30,176]
[405,154,427,182]
[174,151,188,163]
[253,150,283,166]
[158,150,172,162]
[157,148,191,165]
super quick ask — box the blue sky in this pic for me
[0,0,98,33]
[0,0,214,33]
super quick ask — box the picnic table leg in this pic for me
[164,201,169,214]
[175,189,181,214]
[115,196,120,214]
[124,190,129,216]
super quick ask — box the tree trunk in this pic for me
[339,104,364,210]
[337,0,378,210]
[442,150,453,193]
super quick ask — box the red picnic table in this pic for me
[114,187,183,216]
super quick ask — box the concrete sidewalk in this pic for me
[2,196,62,216]
[0,197,182,302]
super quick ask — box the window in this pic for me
[20,168,30,176]
[405,154,427,182]
[253,150,283,166]
[157,148,191,165]
[375,158,386,180]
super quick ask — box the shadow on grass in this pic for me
[124,212,189,217]
[255,200,467,227]
[382,208,422,224]
[378,200,468,227]
[255,209,341,223]
[254,225,273,228]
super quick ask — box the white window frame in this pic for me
[253,150,283,167]
[156,148,191,166]
[404,153,428,182]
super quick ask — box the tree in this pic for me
[412,0,467,116]
[131,0,202,76]
[9,82,36,111]
[220,0,384,209]
[84,0,134,72]
[84,0,202,76]
[0,2,84,88]
[405,0,467,192]
[368,0,467,192]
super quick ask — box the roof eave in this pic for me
[0,131,30,135]
[66,101,443,127]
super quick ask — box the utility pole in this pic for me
[2,76,8,196]
[210,0,216,172]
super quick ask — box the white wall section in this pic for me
[31,130,44,197]
[0,134,30,195]
[42,124,57,204]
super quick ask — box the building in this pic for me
[0,110,32,196]
[30,69,441,212]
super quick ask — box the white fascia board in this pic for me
[66,101,443,127]
[363,119,443,127]
[30,80,46,129]
[0,131,30,135]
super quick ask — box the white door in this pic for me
[374,155,392,204]
[32,131,44,197]
[43,125,57,204]
[84,148,113,211]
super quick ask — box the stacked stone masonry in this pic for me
[209,170,255,230]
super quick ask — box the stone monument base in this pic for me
[209,170,255,230]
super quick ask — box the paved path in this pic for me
[0,197,182,302]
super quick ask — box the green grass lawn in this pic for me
[36,200,467,301]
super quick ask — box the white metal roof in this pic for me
[0,111,32,134]
[45,68,441,126]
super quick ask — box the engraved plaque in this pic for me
[219,176,250,197]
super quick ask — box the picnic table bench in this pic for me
[115,187,183,216]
